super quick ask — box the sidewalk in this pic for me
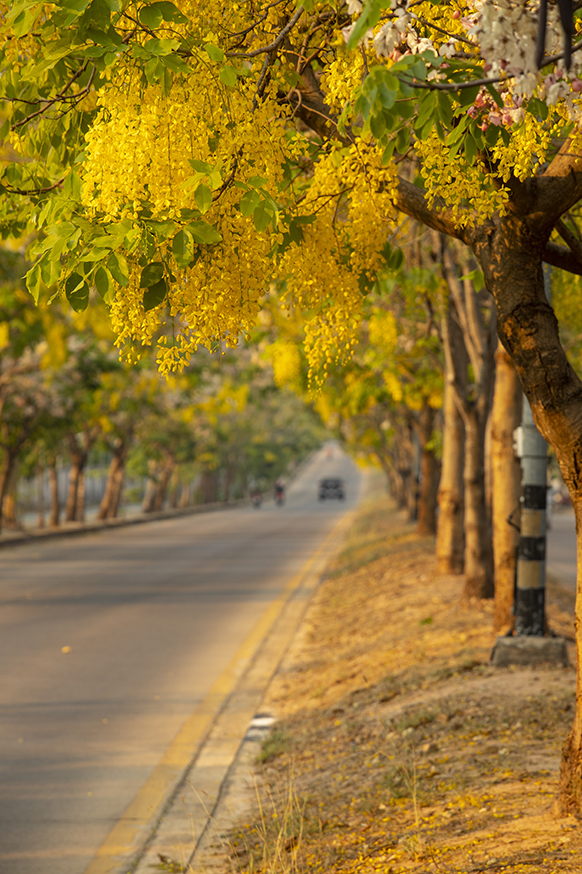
[191,492,580,874]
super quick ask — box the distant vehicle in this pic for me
[251,491,262,508]
[275,478,285,506]
[319,478,345,501]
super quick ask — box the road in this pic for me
[0,444,361,874]
[547,507,577,589]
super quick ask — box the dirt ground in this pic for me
[222,488,581,874]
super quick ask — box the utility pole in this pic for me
[513,399,548,635]
[491,265,568,666]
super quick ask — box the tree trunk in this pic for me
[491,340,522,634]
[153,460,174,511]
[98,448,127,520]
[76,470,86,523]
[65,456,83,522]
[463,408,494,599]
[142,460,158,513]
[179,480,191,508]
[436,378,465,574]
[0,450,14,534]
[168,470,180,508]
[199,469,219,503]
[416,404,439,535]
[48,458,60,528]
[3,462,20,530]
[36,467,45,529]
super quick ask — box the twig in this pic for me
[11,64,95,130]
[5,176,66,196]
[226,6,305,58]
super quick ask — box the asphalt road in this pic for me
[547,507,577,589]
[0,444,361,874]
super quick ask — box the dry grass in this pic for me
[224,490,580,874]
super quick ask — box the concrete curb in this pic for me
[0,499,251,550]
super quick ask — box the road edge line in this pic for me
[82,507,356,874]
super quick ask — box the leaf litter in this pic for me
[198,491,580,874]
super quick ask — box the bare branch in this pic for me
[226,7,304,58]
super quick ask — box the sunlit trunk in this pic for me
[153,460,174,511]
[0,450,14,534]
[98,448,127,520]
[416,404,439,535]
[36,467,45,529]
[48,458,60,528]
[436,379,465,574]
[491,341,522,633]
[65,457,83,522]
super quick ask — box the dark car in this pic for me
[319,478,345,500]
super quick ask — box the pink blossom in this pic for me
[572,79,582,92]
[467,105,479,118]
[488,111,502,126]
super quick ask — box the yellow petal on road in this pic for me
[61,646,72,654]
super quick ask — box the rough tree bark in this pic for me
[296,61,582,813]
[48,457,60,528]
[436,369,465,574]
[491,340,523,634]
[392,139,582,812]
[415,403,440,535]
[441,243,497,599]
[65,429,98,522]
[98,442,128,520]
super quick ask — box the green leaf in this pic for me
[195,182,213,214]
[240,189,261,217]
[172,228,194,267]
[139,4,164,29]
[187,220,222,244]
[205,43,224,63]
[160,53,190,75]
[248,175,268,187]
[369,112,386,140]
[144,37,181,55]
[143,277,167,310]
[140,261,165,287]
[107,251,129,286]
[26,263,42,304]
[465,132,478,163]
[485,84,503,108]
[65,272,90,312]
[155,1,188,22]
[396,126,409,153]
[95,265,114,301]
[382,139,396,165]
[146,219,177,241]
[347,0,382,49]
[219,66,238,87]
[389,247,404,271]
[253,200,275,233]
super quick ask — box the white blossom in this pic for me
[346,0,363,15]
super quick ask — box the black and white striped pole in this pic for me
[513,399,548,635]
[492,265,568,667]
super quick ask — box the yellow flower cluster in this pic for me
[415,131,510,227]
[320,52,365,115]
[270,341,302,388]
[491,111,554,182]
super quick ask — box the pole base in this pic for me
[491,635,569,668]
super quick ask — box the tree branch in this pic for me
[530,137,582,229]
[393,177,472,244]
[543,239,582,274]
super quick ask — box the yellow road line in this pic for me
[84,510,354,874]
